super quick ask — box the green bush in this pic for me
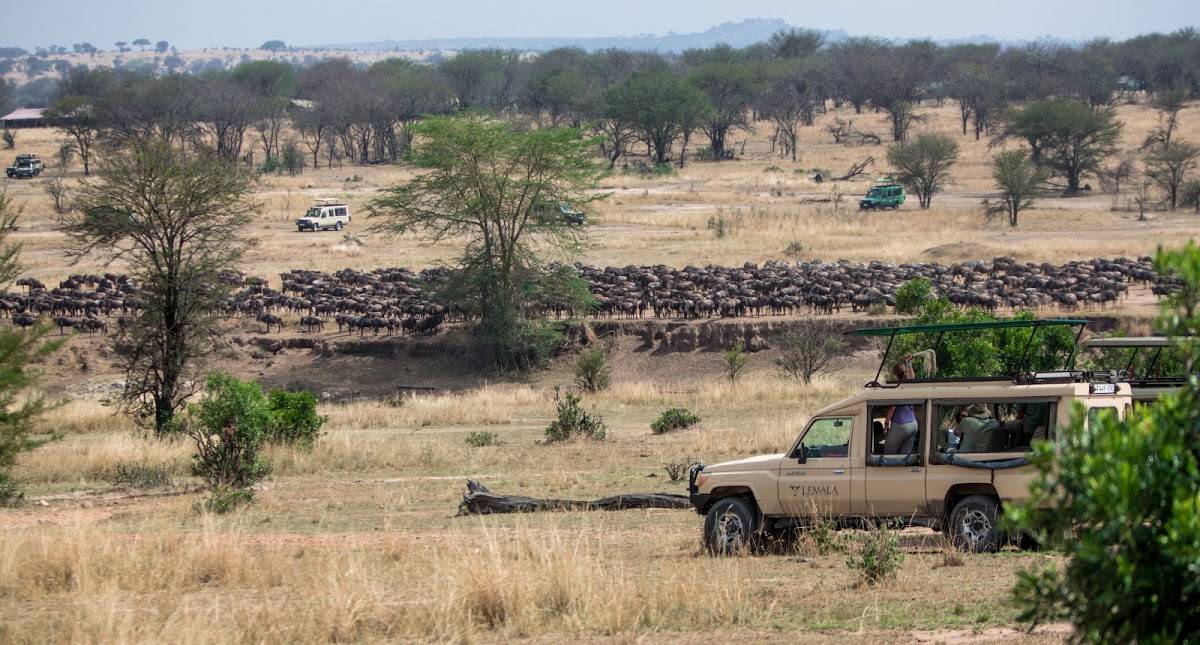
[544,386,606,442]
[574,347,611,393]
[465,430,499,447]
[845,523,905,586]
[894,277,933,314]
[720,343,750,382]
[1006,242,1200,642]
[187,372,273,503]
[651,408,701,434]
[266,389,325,448]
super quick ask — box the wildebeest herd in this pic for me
[0,256,1174,337]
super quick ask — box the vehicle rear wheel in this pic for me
[335,221,343,231]
[703,496,760,556]
[948,495,1000,553]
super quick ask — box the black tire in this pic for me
[335,221,343,231]
[948,495,1001,553]
[703,496,760,556]
[298,226,305,232]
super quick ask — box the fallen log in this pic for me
[455,479,691,516]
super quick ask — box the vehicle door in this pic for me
[863,401,928,517]
[778,416,855,517]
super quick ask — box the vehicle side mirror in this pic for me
[796,443,807,464]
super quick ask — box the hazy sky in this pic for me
[8,0,1198,50]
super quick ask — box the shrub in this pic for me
[266,389,325,448]
[719,343,750,382]
[894,277,934,314]
[187,372,273,507]
[845,523,905,586]
[662,456,699,482]
[651,408,701,434]
[465,430,499,447]
[574,347,611,393]
[544,386,606,442]
[1006,242,1200,642]
[102,462,174,488]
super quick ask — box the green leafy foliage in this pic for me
[720,343,750,382]
[574,347,611,393]
[650,408,701,434]
[266,389,325,448]
[889,298,1076,379]
[187,372,273,501]
[0,192,62,505]
[465,430,499,447]
[996,99,1122,193]
[845,523,905,586]
[544,386,606,443]
[1007,242,1200,641]
[885,133,959,208]
[893,277,933,315]
[369,115,603,371]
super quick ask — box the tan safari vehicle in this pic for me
[296,198,352,232]
[1081,336,1187,406]
[689,319,1133,554]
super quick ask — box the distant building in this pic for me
[1,108,47,129]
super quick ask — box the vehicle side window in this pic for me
[938,401,1056,454]
[869,403,925,457]
[797,417,852,459]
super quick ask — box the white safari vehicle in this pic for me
[296,199,352,232]
[689,319,1134,554]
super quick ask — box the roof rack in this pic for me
[1081,336,1193,385]
[848,319,1090,388]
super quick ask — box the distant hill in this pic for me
[310,18,851,54]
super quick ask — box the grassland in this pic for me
[0,99,1195,642]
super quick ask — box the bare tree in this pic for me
[777,321,848,384]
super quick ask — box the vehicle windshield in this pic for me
[867,188,885,198]
[305,207,322,218]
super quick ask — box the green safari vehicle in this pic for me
[859,182,905,210]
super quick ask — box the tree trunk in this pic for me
[456,480,690,516]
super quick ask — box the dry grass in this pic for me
[6,97,1184,642]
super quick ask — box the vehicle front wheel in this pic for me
[298,226,305,232]
[948,495,1000,553]
[703,496,760,556]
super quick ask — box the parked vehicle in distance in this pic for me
[5,154,44,179]
[859,181,904,210]
[296,198,351,232]
[689,319,1131,555]
[532,201,586,225]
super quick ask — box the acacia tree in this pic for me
[44,96,98,175]
[996,99,1123,193]
[603,68,712,165]
[988,149,1048,226]
[886,133,959,208]
[689,62,758,160]
[61,137,257,434]
[1144,139,1200,209]
[369,115,604,370]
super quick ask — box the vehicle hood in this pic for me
[702,453,785,473]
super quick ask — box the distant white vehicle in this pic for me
[296,198,351,232]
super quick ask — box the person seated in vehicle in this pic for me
[944,408,967,451]
[883,360,918,454]
[955,404,1000,452]
[1014,402,1050,446]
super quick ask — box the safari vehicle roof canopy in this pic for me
[848,318,1091,387]
[1082,336,1193,385]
